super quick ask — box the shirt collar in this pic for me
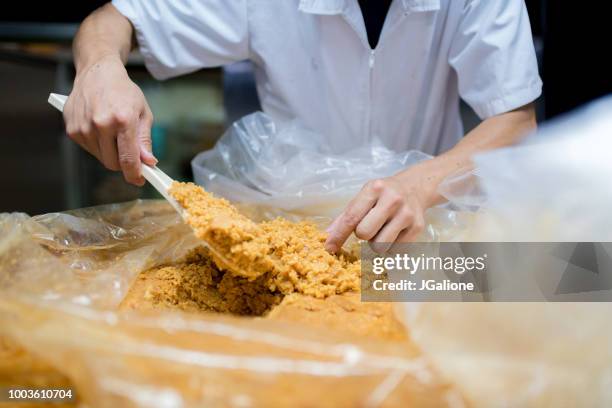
[298,0,346,15]
[401,0,440,12]
[298,0,440,15]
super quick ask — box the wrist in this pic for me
[75,52,124,79]
[395,155,466,208]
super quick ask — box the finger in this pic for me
[64,125,85,152]
[368,208,413,255]
[117,124,144,186]
[325,189,379,253]
[355,205,390,241]
[82,132,102,161]
[76,99,102,159]
[62,94,74,126]
[91,105,126,171]
[138,108,157,166]
[372,210,413,244]
[64,105,97,159]
[68,124,99,160]
[326,216,341,233]
[355,192,403,240]
[96,127,120,171]
[396,213,426,243]
[368,241,393,255]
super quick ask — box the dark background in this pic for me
[2,3,108,23]
[0,1,610,214]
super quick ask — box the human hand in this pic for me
[63,54,157,185]
[325,164,440,253]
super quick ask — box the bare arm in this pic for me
[73,4,133,72]
[405,103,537,208]
[325,103,537,252]
[64,3,156,186]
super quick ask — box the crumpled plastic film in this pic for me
[0,200,464,407]
[402,97,612,407]
[189,112,471,243]
[439,96,612,240]
[192,112,431,218]
[0,200,199,309]
[401,303,612,408]
[437,169,486,212]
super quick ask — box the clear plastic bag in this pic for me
[403,97,612,407]
[401,302,612,408]
[440,96,612,241]
[190,112,472,243]
[192,112,430,218]
[0,200,462,407]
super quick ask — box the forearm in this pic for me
[399,103,537,207]
[326,104,537,250]
[73,3,134,74]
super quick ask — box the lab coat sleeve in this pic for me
[448,0,542,119]
[112,0,249,80]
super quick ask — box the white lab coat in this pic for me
[113,0,542,155]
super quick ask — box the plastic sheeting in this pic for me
[441,95,612,240]
[404,96,612,407]
[0,200,463,407]
[192,112,430,218]
[401,302,612,408]
[189,111,475,242]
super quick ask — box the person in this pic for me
[63,0,540,252]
